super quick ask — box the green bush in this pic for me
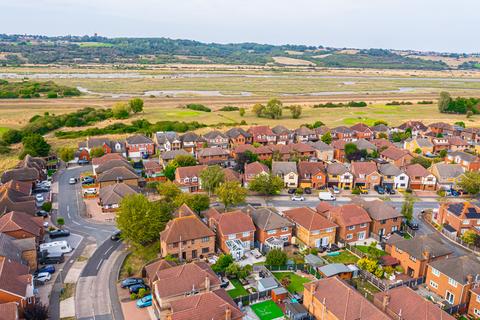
[313,101,367,108]
[41,202,52,212]
[186,103,211,112]
[47,92,58,99]
[219,105,239,111]
[130,293,137,300]
[352,188,361,195]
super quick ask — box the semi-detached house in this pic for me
[125,134,155,158]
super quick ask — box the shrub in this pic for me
[239,108,246,117]
[186,103,211,112]
[2,129,23,144]
[41,202,52,212]
[47,92,58,99]
[112,102,131,119]
[219,105,239,111]
[137,288,147,298]
[418,100,433,104]
[130,293,137,300]
[352,188,361,195]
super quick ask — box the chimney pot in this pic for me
[225,307,232,320]
[382,294,390,311]
[205,276,210,292]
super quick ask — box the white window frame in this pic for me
[429,280,438,289]
[348,225,355,231]
[448,277,457,288]
[242,231,250,237]
[431,268,440,277]
[228,234,236,240]
[346,234,353,240]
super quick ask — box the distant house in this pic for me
[446,151,480,171]
[435,202,480,237]
[377,163,409,190]
[385,234,452,278]
[430,163,465,190]
[272,125,294,145]
[243,205,293,252]
[284,207,337,249]
[331,126,354,141]
[353,138,377,153]
[396,120,428,137]
[425,255,480,306]
[97,166,139,188]
[351,161,381,189]
[431,137,450,154]
[326,163,353,190]
[78,137,126,158]
[0,182,36,215]
[447,137,469,152]
[350,123,374,140]
[294,126,317,143]
[268,143,315,161]
[181,132,205,154]
[160,214,215,261]
[272,161,298,188]
[307,140,334,161]
[126,134,155,158]
[321,204,371,243]
[143,161,163,178]
[174,165,207,192]
[205,208,255,260]
[222,168,241,184]
[0,155,46,184]
[244,161,269,188]
[225,127,252,147]
[196,147,230,166]
[248,126,276,145]
[404,137,434,155]
[159,149,191,167]
[297,161,326,189]
[405,164,437,190]
[98,183,140,211]
[372,138,393,151]
[353,198,403,240]
[231,144,272,161]
[370,124,390,138]
[203,130,229,149]
[154,131,181,152]
[380,146,413,167]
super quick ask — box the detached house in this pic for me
[125,134,155,158]
[354,199,403,240]
[297,161,326,189]
[326,163,353,190]
[77,138,126,160]
[380,146,413,167]
[350,123,374,140]
[430,163,465,190]
[446,151,480,171]
[174,165,207,192]
[294,126,317,143]
[370,123,390,138]
[431,136,450,153]
[272,161,298,188]
[378,163,409,190]
[97,166,139,188]
[154,132,181,152]
[307,141,334,161]
[351,161,381,189]
[244,161,269,188]
[181,132,205,154]
[160,149,191,167]
[225,128,252,148]
[160,214,215,261]
[243,206,293,252]
[396,120,428,137]
[447,136,469,152]
[405,164,437,190]
[205,209,255,260]
[331,126,354,141]
[284,207,337,249]
[426,255,480,306]
[322,204,371,243]
[98,183,140,212]
[435,202,480,237]
[248,126,276,145]
[272,125,294,145]
[203,130,229,149]
[196,147,230,166]
[0,155,46,185]
[0,211,44,244]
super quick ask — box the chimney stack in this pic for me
[205,276,210,292]
[382,294,390,311]
[225,307,232,320]
[467,274,474,284]
[422,248,431,260]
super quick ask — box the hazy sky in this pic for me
[0,0,477,53]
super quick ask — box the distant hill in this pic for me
[0,34,472,70]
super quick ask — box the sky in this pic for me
[0,0,477,53]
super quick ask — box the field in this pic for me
[250,300,284,320]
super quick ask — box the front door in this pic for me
[182,252,187,260]
[446,291,455,304]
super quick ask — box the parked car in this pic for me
[406,220,419,230]
[111,231,122,241]
[447,189,460,197]
[304,187,312,194]
[34,272,52,283]
[77,159,89,165]
[332,186,340,194]
[38,180,51,188]
[374,185,385,195]
[136,294,152,308]
[69,177,77,185]
[291,195,305,201]
[82,177,95,185]
[385,186,396,195]
[39,252,65,265]
[220,278,229,289]
[35,194,45,202]
[121,278,144,288]
[32,186,50,194]
[49,229,71,239]
[287,188,296,195]
[358,186,369,194]
[35,265,56,275]
[83,188,97,195]
[36,210,49,217]
[129,284,150,294]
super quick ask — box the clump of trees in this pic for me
[215,181,247,210]
[0,79,81,99]
[20,134,51,159]
[459,171,480,196]
[248,174,284,195]
[385,101,413,106]
[438,92,479,114]
[313,101,367,108]
[219,106,239,111]
[289,105,302,119]
[253,99,283,119]
[186,103,211,112]
[265,249,288,266]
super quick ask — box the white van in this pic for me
[319,191,336,201]
[39,240,73,255]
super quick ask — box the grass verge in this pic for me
[60,283,76,301]
[119,242,160,279]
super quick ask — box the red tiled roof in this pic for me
[405,164,430,178]
[160,215,214,244]
[351,161,378,176]
[215,210,256,236]
[0,256,31,298]
[92,153,126,166]
[248,126,274,136]
[244,162,269,178]
[283,207,337,231]
[297,161,325,178]
[0,211,42,238]
[176,165,208,179]
[380,146,409,160]
[326,204,371,227]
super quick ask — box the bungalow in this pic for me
[430,163,465,190]
[98,183,140,212]
[196,147,230,166]
[224,127,252,147]
[94,158,133,176]
[294,126,317,143]
[91,153,126,173]
[154,131,182,152]
[435,202,480,237]
[307,140,334,161]
[297,161,326,189]
[284,207,337,249]
[377,163,409,190]
[271,161,298,188]
[244,161,269,188]
[143,161,163,178]
[174,165,207,192]
[351,161,381,189]
[446,151,480,171]
[202,130,229,149]
[321,204,371,243]
[380,146,413,167]
[272,125,294,144]
[405,163,437,190]
[125,134,155,158]
[248,126,276,145]
[350,123,374,140]
[326,163,353,189]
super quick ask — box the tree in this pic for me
[184,193,210,213]
[23,301,49,320]
[56,217,65,228]
[239,108,245,117]
[117,194,172,246]
[157,181,181,200]
[225,263,241,278]
[212,254,234,273]
[321,131,332,144]
[454,121,465,128]
[248,174,284,195]
[373,120,388,126]
[174,154,197,167]
[200,165,225,196]
[410,156,432,169]
[265,249,287,266]
[2,129,23,144]
[438,91,451,113]
[289,105,302,119]
[401,194,415,222]
[129,98,144,113]
[264,98,283,119]
[378,132,388,139]
[461,230,478,245]
[414,148,422,154]
[459,171,480,196]
[344,142,358,156]
[439,149,448,158]
[112,102,131,119]
[21,134,51,158]
[42,202,52,212]
[58,147,75,162]
[215,181,247,210]
[252,103,265,117]
[89,146,105,158]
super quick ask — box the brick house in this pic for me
[243,205,293,252]
[0,182,36,215]
[396,120,428,137]
[380,146,413,167]
[377,163,409,190]
[225,127,252,148]
[429,122,454,136]
[294,126,317,143]
[385,234,452,278]
[272,125,294,145]
[78,137,126,158]
[247,126,276,145]
[353,199,403,240]
[405,164,437,190]
[331,139,347,162]
[174,165,207,192]
[196,147,230,165]
[326,162,353,189]
[350,123,374,140]
[321,204,371,243]
[284,207,337,249]
[205,208,255,260]
[0,211,44,244]
[426,255,480,306]
[351,161,381,189]
[231,144,272,161]
[98,183,140,212]
[297,161,326,189]
[272,161,299,188]
[160,214,215,261]
[154,131,182,152]
[431,137,450,153]
[331,126,354,141]
[372,138,394,151]
[0,256,35,308]
[125,134,155,158]
[202,130,229,149]
[267,143,315,162]
[468,287,480,319]
[91,153,127,173]
[447,136,469,152]
[307,141,334,161]
[446,151,480,171]
[244,161,269,188]
[181,132,206,154]
[434,202,480,237]
[430,163,465,190]
[303,277,390,320]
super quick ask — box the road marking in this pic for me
[96,259,104,271]
[67,205,69,212]
[72,221,80,225]
[104,245,114,257]
[84,226,95,230]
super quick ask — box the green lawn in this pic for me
[227,278,249,298]
[272,272,311,294]
[355,245,387,257]
[0,127,8,137]
[324,251,359,264]
[250,300,284,320]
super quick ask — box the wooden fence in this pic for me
[358,269,425,291]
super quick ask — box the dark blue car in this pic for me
[36,265,55,275]
[121,278,144,288]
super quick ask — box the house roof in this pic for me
[97,166,139,183]
[272,161,298,175]
[99,183,140,206]
[222,168,240,182]
[0,185,35,215]
[244,162,269,177]
[381,146,410,160]
[325,204,371,227]
[372,139,393,149]
[315,202,334,214]
[2,180,31,196]
[144,161,162,172]
[318,263,351,277]
[332,126,354,134]
[307,140,333,152]
[224,127,251,139]
[271,125,291,135]
[432,163,465,179]
[214,210,256,236]
[283,207,337,231]
[248,126,274,136]
[0,233,24,265]
[350,123,372,133]
[95,159,134,175]
[415,138,434,148]
[91,153,126,166]
[144,259,176,282]
[175,165,207,179]
[161,149,191,161]
[297,161,325,178]
[0,155,45,183]
[153,261,221,299]
[429,122,453,130]
[387,234,452,260]
[405,164,430,178]
[304,277,390,320]
[351,161,378,177]
[429,255,480,285]
[0,256,31,298]
[197,147,229,157]
[203,130,228,140]
[398,120,427,131]
[354,139,377,151]
[352,198,403,221]
[174,204,196,218]
[378,163,402,176]
[371,124,389,132]
[326,163,349,175]
[161,215,214,244]
[181,132,204,143]
[169,289,243,320]
[373,286,455,320]
[126,134,154,145]
[0,211,42,238]
[447,151,478,163]
[295,126,315,136]
[155,131,180,144]
[243,206,293,231]
[445,202,480,219]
